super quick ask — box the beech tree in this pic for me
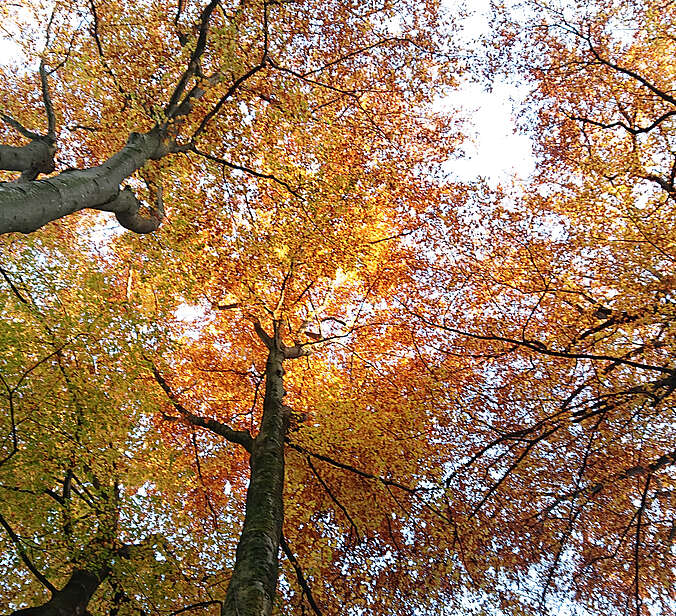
[1,1,462,615]
[1,1,674,616]
[413,0,676,613]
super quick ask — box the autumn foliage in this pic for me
[0,1,674,616]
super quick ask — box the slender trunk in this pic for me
[9,567,108,616]
[0,130,164,235]
[222,348,288,616]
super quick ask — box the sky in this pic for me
[441,0,535,183]
[443,79,534,183]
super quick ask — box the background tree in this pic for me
[413,1,676,614]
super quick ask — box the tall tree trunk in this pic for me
[222,347,288,616]
[9,567,108,616]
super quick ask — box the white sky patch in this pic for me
[442,80,535,183]
[439,0,535,184]
[0,36,21,65]
[175,302,208,322]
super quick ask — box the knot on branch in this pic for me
[110,185,164,234]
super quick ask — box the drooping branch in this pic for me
[288,443,454,527]
[571,110,676,136]
[307,456,361,541]
[280,535,324,616]
[167,601,223,616]
[583,38,676,108]
[94,184,165,234]
[288,443,419,494]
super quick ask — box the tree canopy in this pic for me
[0,1,674,616]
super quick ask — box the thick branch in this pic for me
[0,112,42,141]
[165,0,221,118]
[151,363,253,452]
[94,185,164,234]
[8,567,109,616]
[253,320,274,350]
[39,62,56,141]
[0,129,166,235]
[0,139,55,181]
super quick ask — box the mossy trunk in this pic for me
[9,567,108,616]
[222,348,288,616]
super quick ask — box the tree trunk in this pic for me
[222,347,288,616]
[0,130,165,235]
[8,567,108,616]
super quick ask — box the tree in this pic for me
[1,1,463,615]
[411,0,676,613]
[1,1,675,616]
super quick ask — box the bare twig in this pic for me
[280,535,324,616]
[0,511,57,594]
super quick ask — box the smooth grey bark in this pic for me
[0,139,55,181]
[222,347,289,616]
[0,130,166,235]
[8,566,108,616]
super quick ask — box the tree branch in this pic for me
[0,511,57,594]
[0,112,42,140]
[191,146,302,199]
[166,601,222,616]
[150,362,253,452]
[288,443,417,494]
[410,309,674,375]
[280,535,324,616]
[306,456,361,541]
[165,0,221,119]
